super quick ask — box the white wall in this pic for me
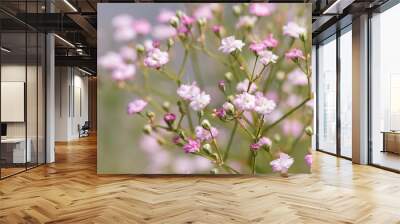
[55,67,89,141]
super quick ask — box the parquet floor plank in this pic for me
[0,135,400,223]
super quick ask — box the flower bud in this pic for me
[273,134,281,142]
[197,18,206,27]
[169,16,179,28]
[176,10,184,19]
[218,80,226,92]
[136,44,145,54]
[232,5,242,16]
[157,138,166,146]
[227,95,235,103]
[305,126,313,136]
[146,111,155,120]
[201,119,211,130]
[162,101,170,112]
[224,72,233,82]
[222,102,235,115]
[202,143,212,154]
[167,38,175,48]
[143,124,152,135]
[163,112,176,125]
[210,168,219,174]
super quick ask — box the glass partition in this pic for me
[317,35,337,154]
[0,1,46,179]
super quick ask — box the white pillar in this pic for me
[352,14,369,164]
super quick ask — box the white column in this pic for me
[352,14,369,164]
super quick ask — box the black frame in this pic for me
[0,0,47,180]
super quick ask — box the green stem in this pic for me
[251,152,256,175]
[262,97,311,135]
[221,163,240,174]
[178,48,189,79]
[189,50,205,88]
[223,120,238,162]
[185,102,194,133]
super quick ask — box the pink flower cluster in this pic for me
[177,82,210,111]
[270,153,294,174]
[127,99,147,115]
[249,3,276,17]
[112,14,151,41]
[233,91,276,116]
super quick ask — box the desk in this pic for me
[1,138,31,163]
[382,131,400,154]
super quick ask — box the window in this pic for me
[370,3,400,171]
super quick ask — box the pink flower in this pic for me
[189,91,210,111]
[195,126,218,142]
[282,120,303,137]
[249,3,275,17]
[250,143,261,151]
[177,82,200,101]
[305,154,312,167]
[236,16,257,29]
[263,34,278,49]
[249,42,266,54]
[152,25,177,40]
[133,19,151,35]
[193,5,213,20]
[173,157,195,174]
[219,36,245,54]
[233,92,256,111]
[288,69,308,86]
[119,46,137,61]
[254,92,276,115]
[111,63,136,81]
[236,79,257,93]
[172,136,181,145]
[270,153,294,173]
[98,52,124,70]
[258,137,272,148]
[266,91,279,102]
[144,48,169,69]
[157,9,175,23]
[285,48,305,60]
[177,25,190,35]
[163,113,176,124]
[212,25,221,33]
[181,14,194,26]
[112,15,136,41]
[213,108,226,119]
[112,14,133,28]
[127,99,147,115]
[283,22,306,38]
[183,139,201,153]
[258,50,278,65]
[194,157,212,171]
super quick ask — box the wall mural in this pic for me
[98,3,313,175]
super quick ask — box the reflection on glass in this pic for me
[340,29,352,158]
[318,37,337,154]
[371,4,400,171]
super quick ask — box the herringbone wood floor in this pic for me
[1,135,400,224]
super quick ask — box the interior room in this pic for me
[0,0,400,223]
